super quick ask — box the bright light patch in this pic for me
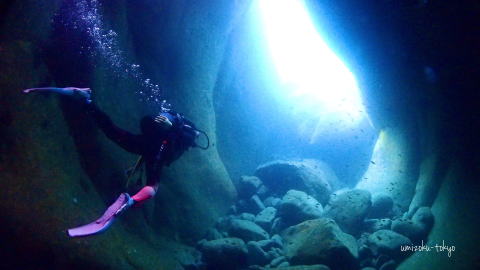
[257,0,366,138]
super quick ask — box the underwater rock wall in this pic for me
[0,0,250,268]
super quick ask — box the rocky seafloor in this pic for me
[178,159,434,270]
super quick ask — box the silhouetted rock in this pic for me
[364,218,392,233]
[247,241,270,266]
[278,190,323,226]
[391,207,434,241]
[198,237,247,269]
[255,159,339,204]
[255,207,277,230]
[324,189,372,235]
[238,176,263,199]
[369,193,393,218]
[282,218,358,269]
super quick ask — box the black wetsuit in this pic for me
[85,103,183,186]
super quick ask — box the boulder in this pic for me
[229,219,270,241]
[367,230,412,259]
[238,176,263,199]
[205,227,224,240]
[239,212,256,222]
[324,189,372,235]
[198,238,247,269]
[264,196,282,208]
[250,194,266,213]
[275,265,330,270]
[369,193,394,218]
[270,256,287,268]
[282,218,358,269]
[271,217,289,234]
[255,159,339,204]
[364,218,392,233]
[247,241,270,266]
[255,207,278,230]
[278,190,323,225]
[391,207,434,241]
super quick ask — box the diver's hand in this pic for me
[23,87,92,103]
[154,115,173,130]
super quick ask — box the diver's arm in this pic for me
[86,103,146,154]
[23,87,92,103]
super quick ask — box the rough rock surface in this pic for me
[369,193,394,218]
[282,218,358,269]
[367,230,412,259]
[255,207,278,230]
[278,190,323,225]
[392,207,434,241]
[364,218,392,233]
[275,265,331,270]
[229,219,270,241]
[255,159,339,204]
[324,189,372,235]
[238,176,263,199]
[198,238,247,269]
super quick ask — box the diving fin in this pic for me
[67,193,133,237]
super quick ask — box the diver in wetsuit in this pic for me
[23,87,205,236]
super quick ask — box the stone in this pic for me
[271,234,284,248]
[324,189,372,235]
[278,190,323,226]
[257,184,270,199]
[364,218,392,233]
[255,159,339,204]
[282,218,358,269]
[247,241,270,266]
[275,264,330,270]
[205,227,224,240]
[270,256,287,268]
[277,261,290,267]
[255,207,277,230]
[238,175,263,199]
[391,206,434,241]
[229,219,270,241]
[250,194,266,214]
[361,268,376,270]
[367,230,412,259]
[264,196,282,208]
[239,212,256,222]
[379,260,396,270]
[271,217,289,235]
[412,207,434,229]
[369,193,393,218]
[175,248,203,270]
[197,238,247,268]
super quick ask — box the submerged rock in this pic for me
[275,265,330,270]
[247,241,270,266]
[367,230,412,259]
[264,196,282,208]
[282,218,358,269]
[364,218,392,233]
[278,190,323,226]
[369,193,393,218]
[255,207,278,230]
[391,207,434,241]
[238,176,263,199]
[198,237,247,269]
[324,189,372,235]
[255,159,339,204]
[229,219,270,241]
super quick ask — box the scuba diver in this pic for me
[23,87,208,237]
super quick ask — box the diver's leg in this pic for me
[23,87,91,103]
[132,184,158,204]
